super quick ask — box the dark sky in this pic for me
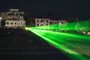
[0,0,90,19]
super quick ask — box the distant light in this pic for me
[59,23,62,25]
[25,27,30,30]
[83,32,86,34]
[87,32,90,35]
[0,17,2,20]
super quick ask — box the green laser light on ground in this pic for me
[25,27,90,60]
[25,20,90,60]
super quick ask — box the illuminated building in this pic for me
[50,19,67,25]
[0,9,26,28]
[28,18,67,28]
[35,18,50,26]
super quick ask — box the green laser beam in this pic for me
[27,20,90,31]
[25,20,90,60]
[26,27,90,60]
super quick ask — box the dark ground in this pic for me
[0,28,72,60]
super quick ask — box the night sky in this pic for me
[0,0,90,19]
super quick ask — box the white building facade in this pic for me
[5,20,25,28]
[0,9,26,28]
[50,20,67,24]
[35,18,50,26]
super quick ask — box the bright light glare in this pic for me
[0,17,2,20]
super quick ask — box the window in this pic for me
[41,24,43,26]
[46,20,48,22]
[36,20,39,22]
[37,24,39,26]
[6,22,9,24]
[11,22,13,25]
[41,20,44,22]
[15,23,16,25]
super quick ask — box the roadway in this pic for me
[0,28,71,60]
